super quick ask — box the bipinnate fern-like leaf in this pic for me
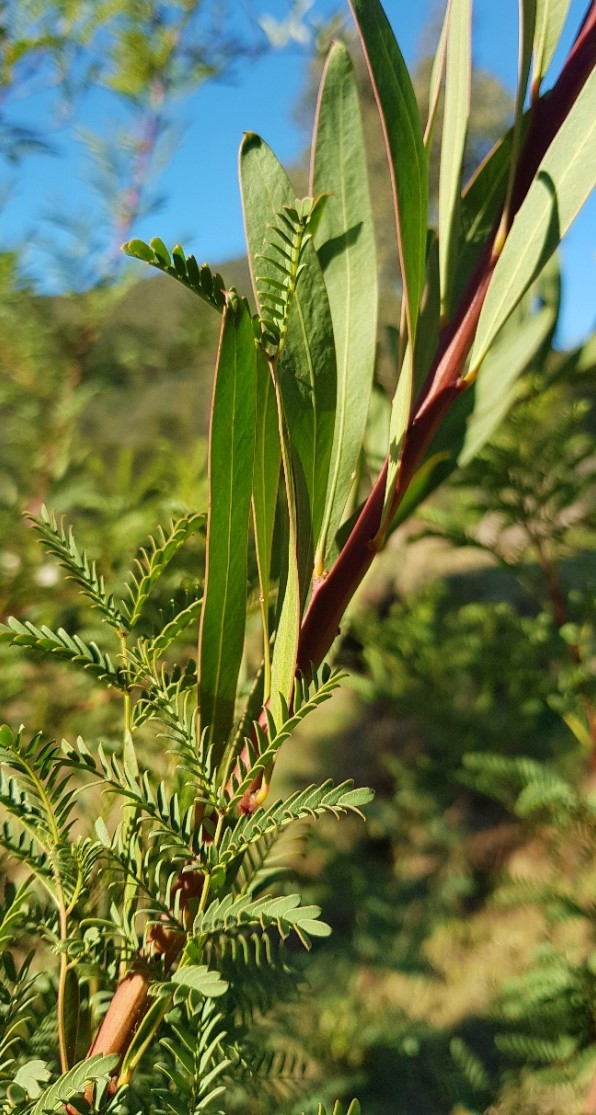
[212,780,373,872]
[449,1036,491,1098]
[495,1031,579,1064]
[233,1044,307,1101]
[122,512,205,629]
[0,948,39,1084]
[0,726,96,907]
[27,1053,119,1113]
[158,998,230,1114]
[461,752,591,826]
[0,618,127,689]
[122,236,228,314]
[159,964,229,1001]
[128,655,198,730]
[29,506,126,632]
[205,933,300,1038]
[194,892,331,950]
[226,664,346,806]
[256,194,329,352]
[142,591,203,660]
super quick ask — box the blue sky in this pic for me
[1,0,593,347]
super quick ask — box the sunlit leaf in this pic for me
[438,0,471,317]
[312,40,378,569]
[198,297,257,763]
[533,0,572,90]
[348,0,428,346]
[240,133,336,593]
[470,66,596,373]
[252,348,281,700]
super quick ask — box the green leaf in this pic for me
[194,891,331,950]
[0,618,127,688]
[438,0,471,317]
[533,0,571,89]
[227,664,346,807]
[384,344,414,528]
[123,513,204,628]
[413,232,440,403]
[30,1053,119,1114]
[470,66,596,374]
[348,0,428,345]
[198,298,257,764]
[240,133,336,588]
[170,964,228,998]
[503,0,537,225]
[62,967,80,1071]
[0,878,32,951]
[425,1,449,146]
[457,304,556,465]
[252,347,281,699]
[452,130,513,309]
[269,431,301,723]
[13,1059,52,1098]
[392,302,556,526]
[121,238,227,313]
[30,507,125,632]
[311,40,378,569]
[310,1100,361,1115]
[213,780,374,871]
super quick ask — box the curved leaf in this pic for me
[470,66,596,374]
[311,40,378,568]
[198,297,257,763]
[30,1054,119,1114]
[438,0,472,316]
[240,133,336,590]
[533,0,572,90]
[348,0,428,344]
[252,346,281,700]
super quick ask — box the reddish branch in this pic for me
[76,4,596,1096]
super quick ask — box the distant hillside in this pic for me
[77,257,252,453]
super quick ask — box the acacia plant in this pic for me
[0,0,595,1110]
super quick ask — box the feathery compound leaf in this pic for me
[30,1053,119,1113]
[213,780,373,871]
[256,194,329,354]
[122,238,228,313]
[123,512,205,628]
[0,728,95,906]
[312,40,378,569]
[30,507,125,631]
[0,618,127,688]
[198,297,257,764]
[194,891,331,949]
[168,964,229,998]
[226,665,346,807]
[141,591,203,660]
